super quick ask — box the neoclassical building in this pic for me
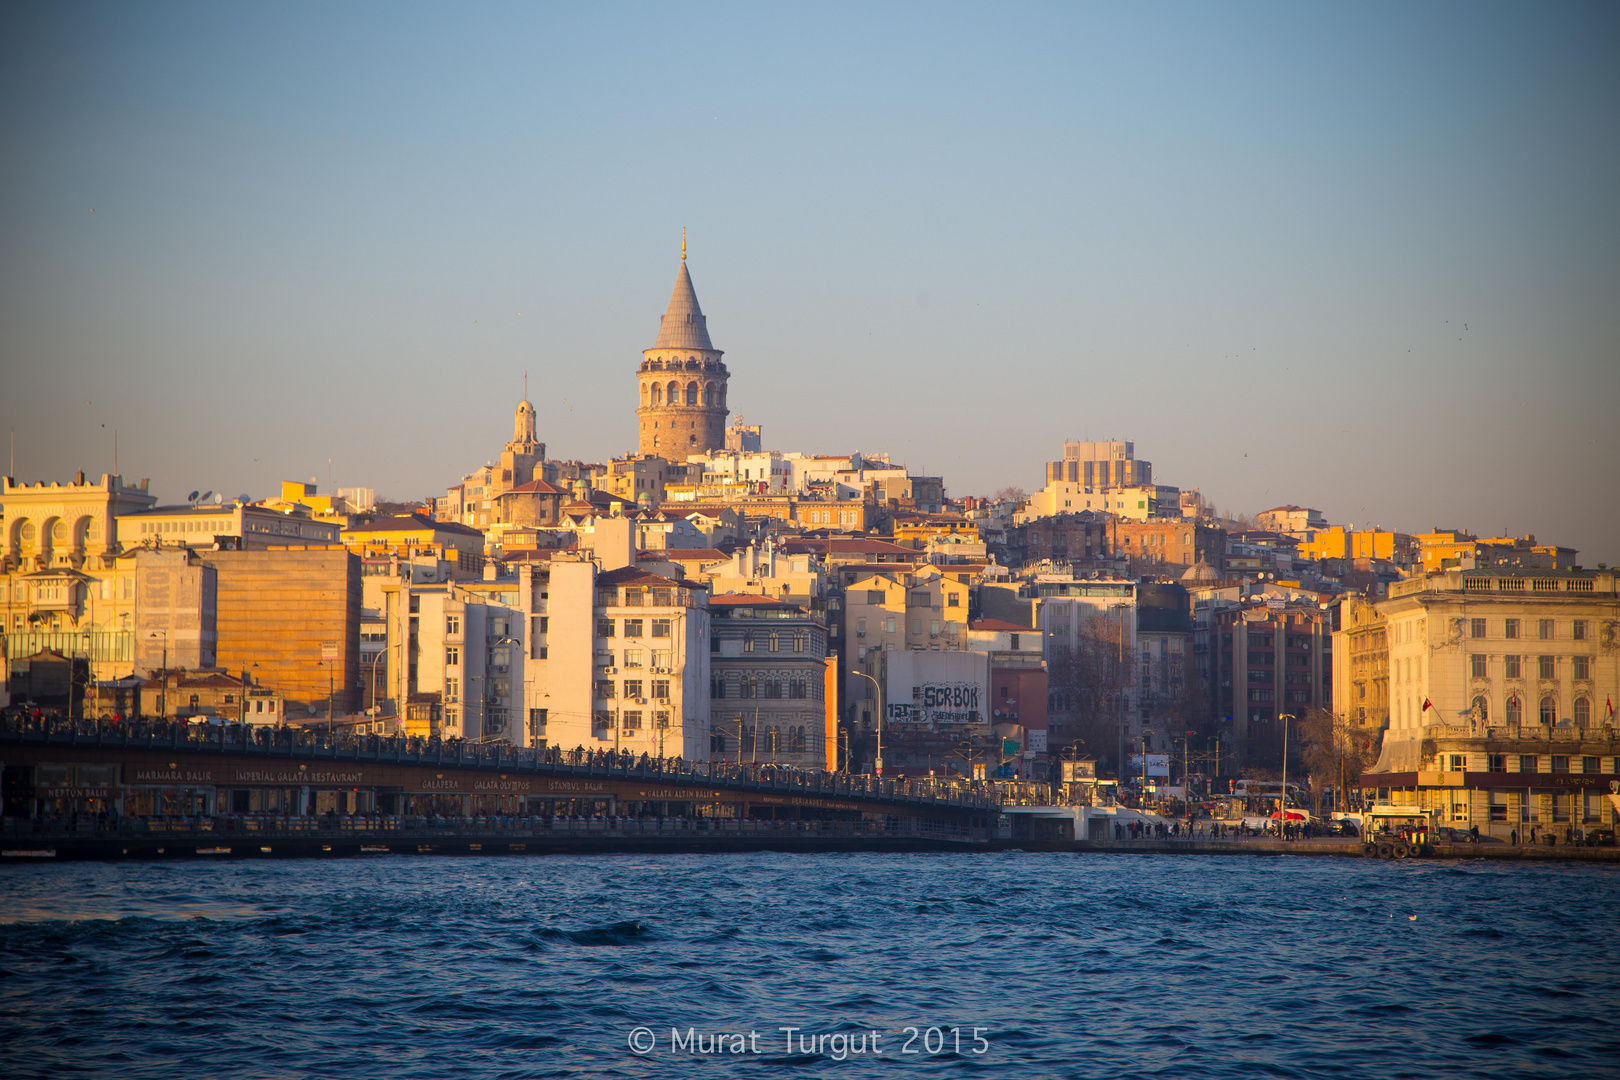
[2,472,155,572]
[636,241,730,457]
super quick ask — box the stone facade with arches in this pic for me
[2,473,155,574]
[636,253,729,458]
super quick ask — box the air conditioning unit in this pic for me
[603,666,617,674]
[636,697,648,705]
[656,696,669,703]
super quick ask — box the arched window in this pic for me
[685,381,698,405]
[1539,695,1557,726]
[689,434,697,446]
[1505,695,1522,725]
[1471,695,1488,723]
[702,381,714,405]
[650,383,661,406]
[1574,697,1590,726]
[666,380,679,405]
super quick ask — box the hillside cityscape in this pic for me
[5,247,1616,843]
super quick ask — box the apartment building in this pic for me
[708,594,831,769]
[1208,601,1333,769]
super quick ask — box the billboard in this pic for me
[1127,753,1171,778]
[883,650,990,731]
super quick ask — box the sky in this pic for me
[2,2,1617,562]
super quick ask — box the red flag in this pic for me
[1421,698,1432,712]
[1608,695,1615,718]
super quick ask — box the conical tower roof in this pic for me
[651,261,714,351]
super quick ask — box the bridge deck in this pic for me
[0,718,1006,817]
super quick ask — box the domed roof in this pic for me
[1181,557,1220,583]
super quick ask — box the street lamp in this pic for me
[317,659,335,735]
[852,669,883,777]
[1141,727,1154,795]
[1279,712,1297,825]
[467,636,522,744]
[148,630,168,719]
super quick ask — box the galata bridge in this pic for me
[0,717,1057,860]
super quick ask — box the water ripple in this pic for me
[0,852,1616,1078]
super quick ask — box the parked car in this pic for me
[1583,828,1616,848]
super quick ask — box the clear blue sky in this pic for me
[3,2,1616,561]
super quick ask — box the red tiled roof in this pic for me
[597,565,705,589]
[970,618,1031,632]
[708,592,788,606]
[657,548,733,561]
[349,514,483,537]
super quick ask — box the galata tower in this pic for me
[636,234,729,457]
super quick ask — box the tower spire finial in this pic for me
[681,227,686,261]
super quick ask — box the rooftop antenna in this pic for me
[113,429,118,478]
[681,227,687,261]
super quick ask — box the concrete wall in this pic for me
[199,548,360,718]
[132,551,216,673]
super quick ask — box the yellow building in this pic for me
[2,473,155,684]
[3,472,154,572]
[342,514,485,568]
[274,481,349,518]
[1024,482,1176,522]
[1332,595,1389,735]
[841,566,972,723]
[794,500,873,532]
[890,513,981,547]
[604,455,672,508]
[1299,526,1410,564]
[1415,531,1577,574]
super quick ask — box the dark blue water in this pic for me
[1,852,1617,1079]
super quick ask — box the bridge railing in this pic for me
[0,714,1013,809]
[1,812,977,842]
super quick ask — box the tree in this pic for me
[1297,706,1382,813]
[1047,612,1137,776]
[992,486,1027,505]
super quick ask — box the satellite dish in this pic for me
[200,491,213,502]
[237,494,250,504]
[188,490,199,502]
[213,492,223,504]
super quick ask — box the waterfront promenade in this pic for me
[7,815,1618,863]
[5,715,1618,863]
